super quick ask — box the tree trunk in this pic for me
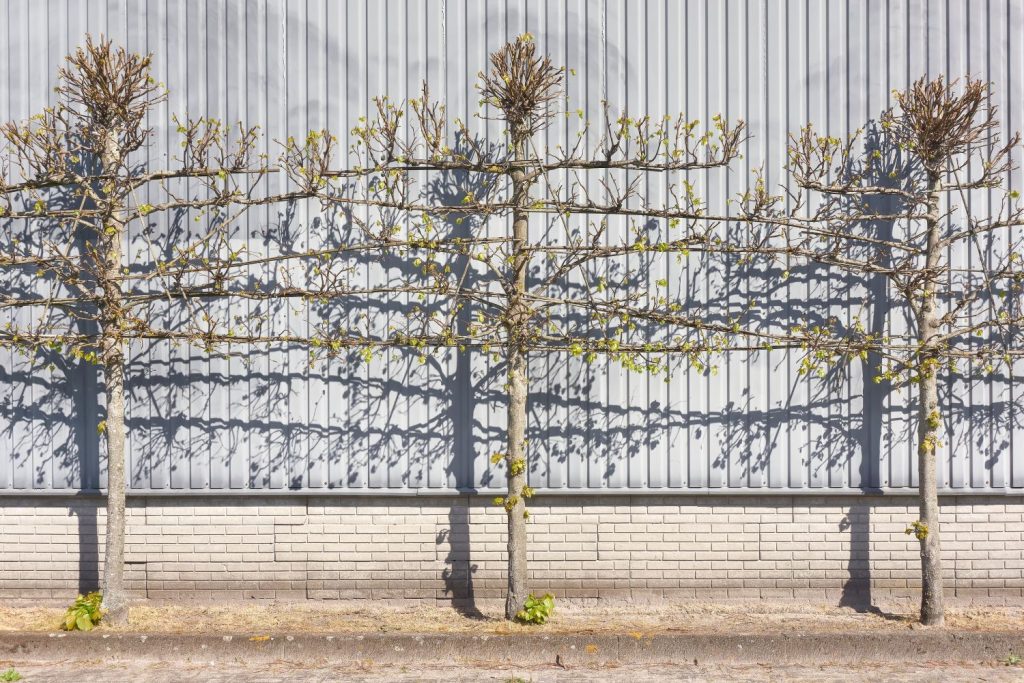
[503,156,532,620]
[101,342,129,624]
[504,343,528,620]
[915,172,944,626]
[99,130,129,624]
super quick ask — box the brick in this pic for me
[0,495,1022,605]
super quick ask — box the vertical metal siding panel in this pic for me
[247,0,272,490]
[525,0,543,491]
[724,0,746,489]
[644,0,668,489]
[844,0,867,490]
[784,0,806,491]
[29,0,52,491]
[1,0,11,490]
[898,0,919,490]
[825,0,846,489]
[305,0,328,491]
[745,0,768,489]
[108,1,129,485]
[883,0,906,489]
[138,0,159,490]
[440,0,461,491]
[685,0,708,489]
[286,1,309,491]
[206,0,231,490]
[561,0,594,491]
[282,0,307,490]
[120,0,139,491]
[106,0,126,44]
[3,0,1022,493]
[24,0,46,490]
[1011,0,1024,490]
[533,0,564,491]
[266,0,289,489]
[804,0,827,490]
[966,1,988,489]
[8,0,32,491]
[208,0,232,489]
[863,0,889,490]
[472,0,497,490]
[663,0,685,489]
[40,0,64,488]
[987,0,1009,490]
[379,0,404,490]
[340,0,366,490]
[636,0,653,489]
[324,0,346,490]
[363,0,388,490]
[123,0,145,490]
[581,0,602,491]
[440,0,468,490]
[604,0,626,489]
[943,0,968,491]
[403,0,427,491]
[85,1,105,55]
[185,0,211,490]
[0,0,14,490]
[75,0,101,491]
[526,0,550,492]
[790,0,813,491]
[764,0,788,489]
[321,0,341,490]
[225,0,250,490]
[742,0,764,490]
[704,0,727,489]
[906,0,929,491]
[954,0,978,491]
[623,0,646,489]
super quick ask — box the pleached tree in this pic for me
[296,35,775,619]
[750,76,1024,625]
[0,38,324,622]
[4,34,891,625]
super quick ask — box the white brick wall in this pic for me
[1,495,1022,605]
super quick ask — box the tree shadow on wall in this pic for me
[2,122,1021,611]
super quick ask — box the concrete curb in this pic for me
[2,631,1023,666]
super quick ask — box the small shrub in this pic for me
[515,593,555,625]
[0,668,22,682]
[62,591,104,631]
[1003,653,1022,666]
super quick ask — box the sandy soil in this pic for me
[3,601,1023,635]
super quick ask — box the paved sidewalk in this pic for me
[6,660,1024,682]
[4,630,1023,666]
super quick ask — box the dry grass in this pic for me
[3,601,1023,635]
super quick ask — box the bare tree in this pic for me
[0,38,321,622]
[7,35,909,626]
[752,76,1024,625]
[299,35,772,620]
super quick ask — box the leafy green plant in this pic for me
[1003,653,1022,666]
[0,668,22,682]
[515,593,555,625]
[62,591,104,631]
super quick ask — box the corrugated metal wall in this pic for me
[2,0,1023,494]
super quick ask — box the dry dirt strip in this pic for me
[8,661,1024,683]
[2,631,1023,667]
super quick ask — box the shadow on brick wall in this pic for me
[70,502,99,594]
